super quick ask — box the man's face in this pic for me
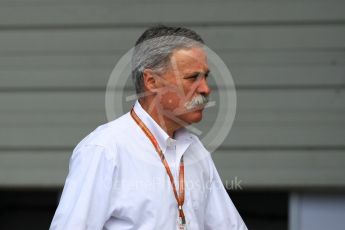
[154,47,211,126]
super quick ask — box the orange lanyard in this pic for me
[130,108,186,225]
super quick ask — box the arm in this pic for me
[204,160,248,230]
[50,144,117,230]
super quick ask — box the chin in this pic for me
[183,110,204,124]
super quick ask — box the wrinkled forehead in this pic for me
[169,47,208,68]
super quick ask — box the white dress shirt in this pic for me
[50,101,247,230]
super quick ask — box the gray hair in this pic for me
[131,25,204,94]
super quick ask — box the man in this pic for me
[50,25,247,230]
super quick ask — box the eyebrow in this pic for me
[183,70,210,79]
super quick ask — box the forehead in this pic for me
[169,47,208,73]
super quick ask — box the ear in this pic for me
[142,69,160,93]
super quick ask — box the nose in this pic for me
[197,76,211,96]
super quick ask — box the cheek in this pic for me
[183,82,199,99]
[156,83,198,110]
[158,90,183,110]
[160,90,198,111]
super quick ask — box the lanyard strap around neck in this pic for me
[130,108,186,224]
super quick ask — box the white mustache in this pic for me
[184,95,209,110]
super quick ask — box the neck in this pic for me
[139,98,181,138]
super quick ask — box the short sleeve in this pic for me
[204,160,248,230]
[50,144,117,230]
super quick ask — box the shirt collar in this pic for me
[133,100,172,151]
[133,100,194,153]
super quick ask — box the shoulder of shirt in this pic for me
[188,132,212,156]
[72,112,133,156]
[179,129,214,172]
[186,131,216,179]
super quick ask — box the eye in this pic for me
[183,71,210,81]
[191,74,200,80]
[184,73,200,81]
